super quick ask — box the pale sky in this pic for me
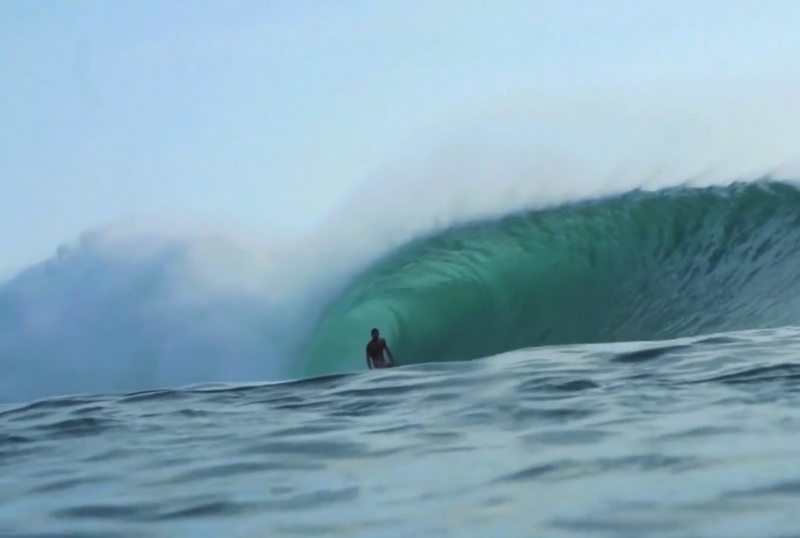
[3,0,800,276]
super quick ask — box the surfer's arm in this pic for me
[366,348,373,369]
[384,342,395,365]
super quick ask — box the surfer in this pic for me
[366,328,395,369]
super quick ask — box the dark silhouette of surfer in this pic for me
[366,328,395,369]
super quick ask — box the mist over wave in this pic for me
[3,87,800,403]
[0,229,295,403]
[2,177,798,404]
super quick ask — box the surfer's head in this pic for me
[371,328,379,339]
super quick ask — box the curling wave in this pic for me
[301,180,800,375]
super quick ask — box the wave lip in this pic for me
[302,180,800,376]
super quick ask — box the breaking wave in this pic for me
[3,179,800,403]
[302,181,800,375]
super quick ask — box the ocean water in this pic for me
[4,330,800,537]
[3,181,800,536]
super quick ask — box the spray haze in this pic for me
[2,79,800,402]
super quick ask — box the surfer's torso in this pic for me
[366,338,390,367]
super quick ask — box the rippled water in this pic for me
[3,327,800,537]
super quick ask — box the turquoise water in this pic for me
[302,181,800,375]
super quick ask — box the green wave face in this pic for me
[301,181,800,376]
